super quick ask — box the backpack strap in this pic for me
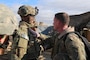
[74,32,90,50]
[74,32,90,60]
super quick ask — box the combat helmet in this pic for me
[18,5,39,16]
[0,4,18,35]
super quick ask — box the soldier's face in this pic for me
[53,17,60,30]
[28,15,35,24]
[53,17,64,32]
[21,15,35,24]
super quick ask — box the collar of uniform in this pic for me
[58,27,75,39]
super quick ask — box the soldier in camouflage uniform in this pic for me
[13,5,45,60]
[41,12,86,60]
[0,4,18,60]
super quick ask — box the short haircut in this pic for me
[55,12,70,25]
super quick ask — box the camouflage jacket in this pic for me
[43,27,86,60]
[13,21,41,59]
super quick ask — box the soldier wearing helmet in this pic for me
[13,5,43,60]
[0,4,18,60]
[18,5,38,16]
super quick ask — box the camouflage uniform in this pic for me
[14,21,39,60]
[42,27,86,60]
[13,5,45,60]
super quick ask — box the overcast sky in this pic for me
[0,0,90,25]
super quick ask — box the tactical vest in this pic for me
[13,21,41,59]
